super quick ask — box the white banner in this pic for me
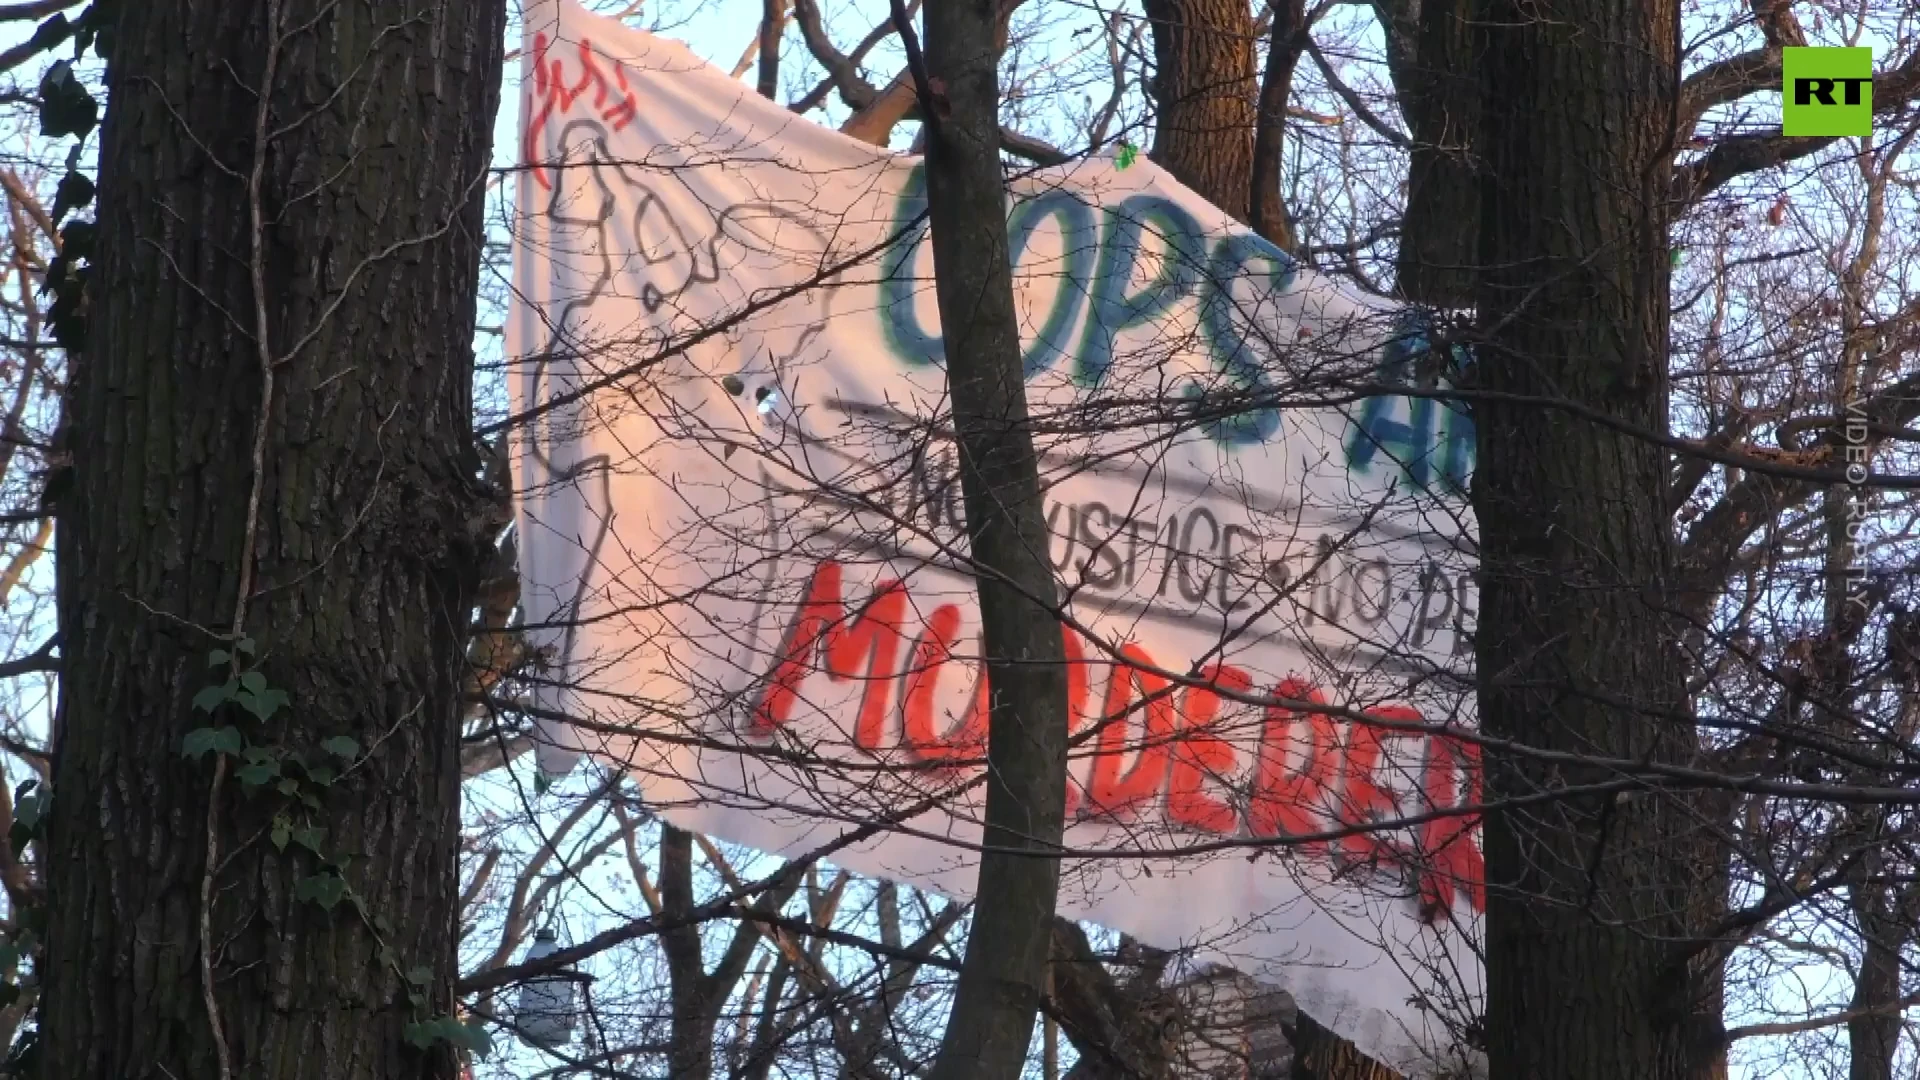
[508,2,1483,1073]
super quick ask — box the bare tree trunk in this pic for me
[1470,0,1722,1074]
[1250,0,1308,251]
[1390,0,1479,307]
[1142,0,1257,222]
[41,1,505,1077]
[917,0,1072,1074]
[757,0,784,99]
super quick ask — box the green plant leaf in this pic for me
[1115,142,1138,170]
[37,60,95,140]
[207,649,231,668]
[49,170,92,226]
[241,686,291,723]
[235,761,280,788]
[270,816,291,852]
[304,764,335,788]
[402,1021,436,1050]
[240,670,267,694]
[294,872,347,911]
[290,825,325,853]
[234,636,257,656]
[461,1016,494,1060]
[27,14,71,55]
[192,680,237,714]
[181,727,220,759]
[277,777,299,796]
[13,792,42,832]
[319,735,360,761]
[405,965,432,986]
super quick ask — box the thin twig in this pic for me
[201,4,285,1075]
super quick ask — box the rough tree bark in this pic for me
[1386,0,1479,307]
[1249,0,1308,251]
[916,0,1073,1075]
[1470,0,1722,1074]
[1142,0,1257,223]
[42,1,504,1077]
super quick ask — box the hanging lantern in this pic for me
[514,928,580,1049]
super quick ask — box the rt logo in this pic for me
[1783,47,1872,136]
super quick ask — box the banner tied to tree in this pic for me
[509,1,1484,1072]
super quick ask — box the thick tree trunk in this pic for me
[1390,0,1479,307]
[1470,0,1722,1076]
[918,0,1072,1075]
[42,1,503,1078]
[1142,0,1257,222]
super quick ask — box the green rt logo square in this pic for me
[1784,47,1872,136]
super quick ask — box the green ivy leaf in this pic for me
[181,726,241,760]
[304,764,335,788]
[401,1021,437,1050]
[401,1015,488,1057]
[234,636,257,657]
[192,680,237,714]
[269,816,291,852]
[49,170,93,226]
[43,243,89,353]
[290,825,325,853]
[276,777,299,797]
[13,792,42,833]
[319,735,360,761]
[37,60,95,140]
[207,649,231,669]
[234,760,280,789]
[240,686,291,723]
[80,1,112,64]
[405,965,432,986]
[240,671,267,694]
[25,15,72,61]
[461,1016,494,1060]
[294,872,347,911]
[1115,142,1138,170]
